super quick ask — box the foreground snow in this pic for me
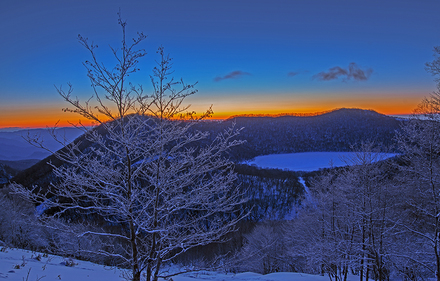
[245,152,397,171]
[0,247,361,281]
[0,248,125,280]
[174,271,341,281]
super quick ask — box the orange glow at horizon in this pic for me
[204,105,416,120]
[0,105,97,129]
[201,92,424,119]
[0,92,424,129]
[0,106,418,129]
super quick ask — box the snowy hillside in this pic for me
[0,247,125,280]
[0,247,359,281]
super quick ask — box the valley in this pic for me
[0,108,435,281]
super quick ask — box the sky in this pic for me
[1,0,440,128]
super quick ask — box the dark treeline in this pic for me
[234,164,304,221]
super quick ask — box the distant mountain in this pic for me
[0,127,84,161]
[0,127,24,132]
[9,108,401,189]
[9,125,106,189]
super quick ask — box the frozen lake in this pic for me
[245,152,397,172]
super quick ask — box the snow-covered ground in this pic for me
[0,247,125,280]
[245,152,397,171]
[0,247,361,281]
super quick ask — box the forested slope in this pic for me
[220,108,401,160]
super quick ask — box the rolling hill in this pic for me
[7,108,401,189]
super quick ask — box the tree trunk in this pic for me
[153,258,162,281]
[130,218,141,281]
[436,234,440,281]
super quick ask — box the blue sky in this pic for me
[1,0,440,127]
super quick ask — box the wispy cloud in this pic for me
[288,71,300,77]
[214,70,251,82]
[313,63,373,81]
[288,70,309,77]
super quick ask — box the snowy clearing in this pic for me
[0,247,362,281]
[245,152,397,171]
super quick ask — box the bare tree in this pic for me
[288,143,395,281]
[339,144,395,281]
[295,168,361,281]
[394,93,440,281]
[236,222,292,274]
[12,15,245,281]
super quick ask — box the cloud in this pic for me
[214,70,251,82]
[314,66,348,81]
[288,71,300,77]
[288,70,309,77]
[347,62,372,81]
[313,63,373,81]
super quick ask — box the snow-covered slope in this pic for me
[0,247,362,281]
[0,248,125,280]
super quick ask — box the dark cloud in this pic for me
[214,70,251,82]
[347,62,372,81]
[314,66,348,81]
[313,63,373,81]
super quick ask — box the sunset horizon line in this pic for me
[0,107,415,130]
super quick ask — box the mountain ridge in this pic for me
[6,108,401,189]
[218,107,401,160]
[0,127,84,161]
[226,107,385,120]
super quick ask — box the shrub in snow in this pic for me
[0,187,117,266]
[0,187,49,250]
[61,257,77,267]
[234,222,294,274]
[32,253,42,261]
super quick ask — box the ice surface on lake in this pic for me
[246,152,397,171]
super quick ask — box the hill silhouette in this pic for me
[218,108,401,159]
[9,108,401,189]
